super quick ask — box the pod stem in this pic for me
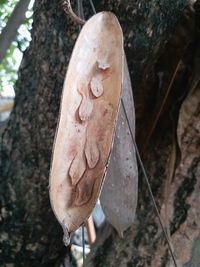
[62,0,85,25]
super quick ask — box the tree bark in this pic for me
[0,0,199,266]
[0,0,31,63]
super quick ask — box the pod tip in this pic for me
[63,228,71,247]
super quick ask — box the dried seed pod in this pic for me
[49,12,123,241]
[100,57,138,237]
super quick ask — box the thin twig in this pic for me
[141,60,181,156]
[62,0,85,25]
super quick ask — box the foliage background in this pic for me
[0,0,33,93]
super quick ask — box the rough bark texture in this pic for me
[0,0,199,266]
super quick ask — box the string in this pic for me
[82,225,86,267]
[87,1,178,266]
[77,0,85,25]
[89,0,96,14]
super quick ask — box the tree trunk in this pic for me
[0,0,199,266]
[0,0,31,63]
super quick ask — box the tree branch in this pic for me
[0,0,31,64]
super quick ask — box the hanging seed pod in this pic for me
[100,57,138,237]
[49,12,123,244]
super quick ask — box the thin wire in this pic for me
[121,99,178,267]
[77,0,84,31]
[82,225,86,267]
[89,0,97,14]
[77,0,85,20]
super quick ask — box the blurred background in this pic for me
[0,0,34,123]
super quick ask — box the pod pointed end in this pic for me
[63,227,71,247]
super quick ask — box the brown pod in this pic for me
[100,57,138,237]
[49,12,123,244]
